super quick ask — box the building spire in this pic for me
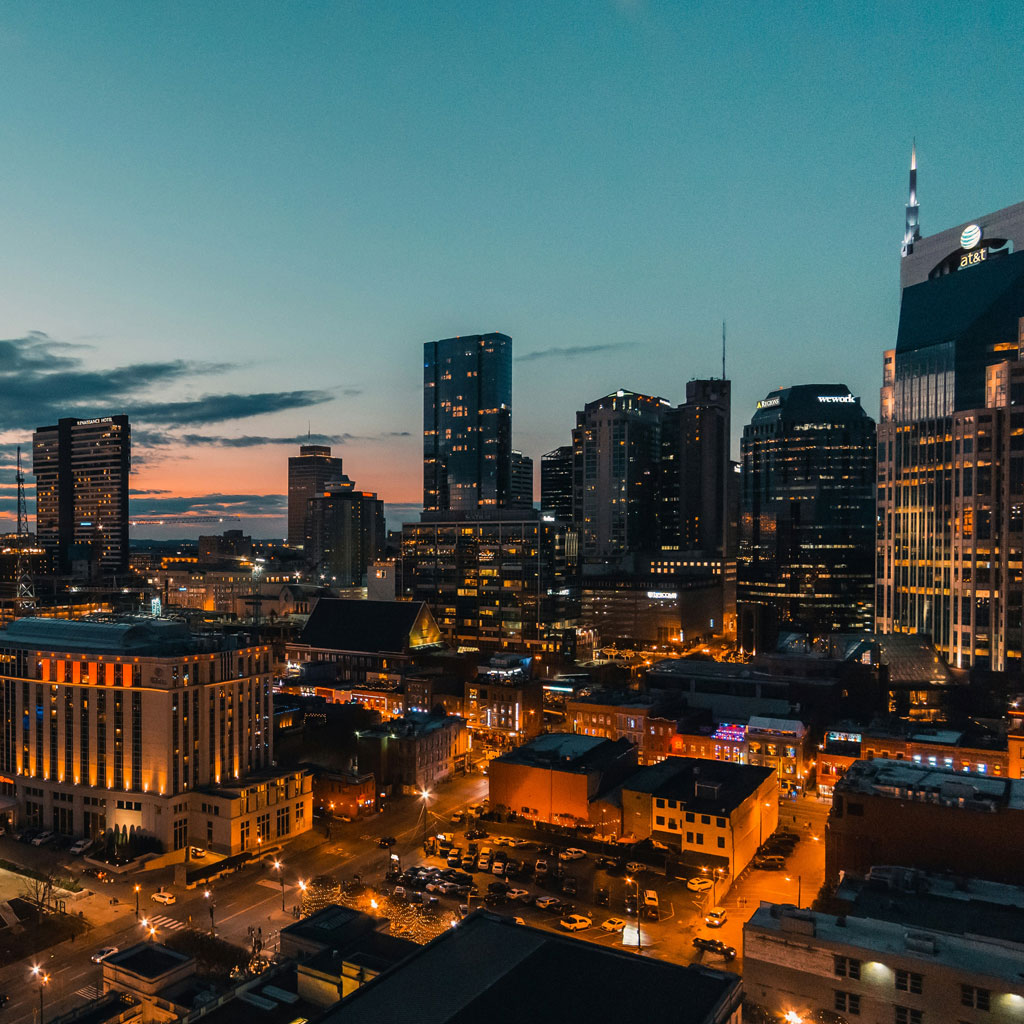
[902,140,920,257]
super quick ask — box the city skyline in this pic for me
[1,3,1022,537]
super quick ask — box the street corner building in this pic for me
[0,616,312,856]
[877,185,1024,671]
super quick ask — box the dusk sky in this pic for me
[1,1,1022,537]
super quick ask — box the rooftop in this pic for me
[836,758,1024,811]
[296,598,443,654]
[358,711,464,741]
[105,941,192,980]
[493,733,629,771]
[322,911,740,1024]
[0,616,251,656]
[623,756,775,816]
[747,898,1024,989]
[280,903,381,951]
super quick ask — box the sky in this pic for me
[1,1,1023,537]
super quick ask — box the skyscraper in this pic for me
[287,444,344,548]
[32,416,131,576]
[661,378,733,556]
[510,450,534,509]
[738,385,875,651]
[572,389,668,559]
[877,160,1024,669]
[540,445,574,521]
[305,480,386,586]
[423,333,512,512]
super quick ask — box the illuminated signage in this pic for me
[646,590,678,600]
[817,395,855,404]
[960,223,982,249]
[78,417,113,425]
[827,730,862,744]
[713,723,747,742]
[959,248,987,269]
[756,397,780,409]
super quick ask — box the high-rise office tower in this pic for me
[877,162,1024,669]
[32,416,131,576]
[423,333,512,512]
[661,379,733,556]
[540,446,574,521]
[510,450,534,509]
[738,385,875,651]
[305,480,386,586]
[287,444,344,548]
[572,389,668,559]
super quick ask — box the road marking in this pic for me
[74,985,101,1001]
[147,913,186,931]
[256,880,296,891]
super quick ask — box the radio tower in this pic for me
[14,446,36,613]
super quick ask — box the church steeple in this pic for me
[902,141,920,257]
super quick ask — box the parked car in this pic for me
[189,846,206,859]
[466,827,488,841]
[507,888,530,902]
[625,861,644,874]
[562,876,578,895]
[450,811,465,824]
[31,831,55,847]
[642,889,659,919]
[559,914,592,932]
[69,838,93,856]
[484,891,507,907]
[595,886,610,906]
[687,876,713,892]
[535,858,549,876]
[601,917,626,932]
[559,848,586,862]
[693,936,736,960]
[534,895,559,910]
[705,907,727,928]
[151,890,176,905]
[447,847,463,867]
[378,836,396,848]
[90,946,119,964]
[624,893,638,916]
[754,854,786,870]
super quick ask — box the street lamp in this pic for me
[786,874,803,908]
[204,888,216,934]
[30,965,49,1024]
[625,876,641,954]
[134,883,140,919]
[420,789,431,848]
[273,859,285,911]
[758,799,771,847]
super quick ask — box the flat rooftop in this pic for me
[836,758,1024,810]
[624,756,775,815]
[493,733,629,771]
[747,899,1024,988]
[322,911,740,1024]
[105,942,192,979]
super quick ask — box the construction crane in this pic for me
[128,515,242,527]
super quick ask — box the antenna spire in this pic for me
[15,446,36,613]
[902,139,920,256]
[722,320,726,380]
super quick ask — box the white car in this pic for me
[90,946,118,964]
[559,848,586,861]
[601,917,626,933]
[506,888,530,902]
[31,831,55,847]
[69,838,92,856]
[559,914,592,932]
[687,877,713,893]
[705,907,728,928]
[151,890,176,905]
[535,895,559,909]
[625,861,644,874]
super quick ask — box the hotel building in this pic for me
[0,617,310,855]
[33,415,131,576]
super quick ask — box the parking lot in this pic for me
[383,804,825,972]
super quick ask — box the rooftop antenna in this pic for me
[722,320,726,380]
[15,446,36,613]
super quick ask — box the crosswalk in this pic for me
[74,985,100,1002]
[145,913,186,932]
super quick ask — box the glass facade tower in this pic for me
[423,333,512,512]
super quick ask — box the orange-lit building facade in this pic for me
[0,617,311,855]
